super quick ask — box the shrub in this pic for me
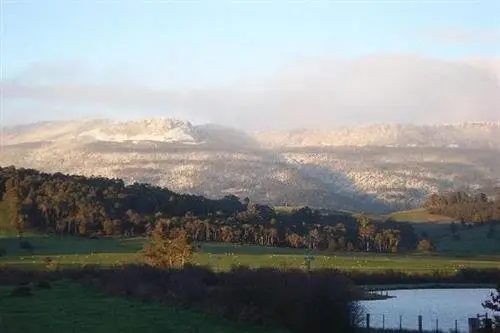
[44,257,58,271]
[417,239,434,252]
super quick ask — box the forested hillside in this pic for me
[422,190,500,224]
[0,165,415,252]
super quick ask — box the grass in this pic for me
[191,249,500,272]
[0,281,285,333]
[388,207,500,255]
[389,209,454,223]
[2,235,500,273]
[437,225,500,255]
[377,208,456,243]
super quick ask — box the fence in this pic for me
[360,313,494,333]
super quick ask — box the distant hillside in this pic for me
[254,122,500,149]
[2,118,500,212]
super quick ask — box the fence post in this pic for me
[383,314,385,332]
[436,318,439,333]
[469,317,480,333]
[418,315,423,333]
[455,320,458,333]
[366,313,370,329]
[399,315,402,333]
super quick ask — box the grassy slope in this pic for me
[389,208,454,224]
[389,208,500,254]
[437,225,500,255]
[0,281,285,333]
[389,208,456,243]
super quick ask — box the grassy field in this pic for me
[437,224,500,254]
[389,209,455,240]
[388,208,500,255]
[389,209,455,223]
[0,205,499,333]
[1,204,499,271]
[0,281,285,333]
[2,235,500,273]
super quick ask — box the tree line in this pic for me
[422,190,500,224]
[0,165,416,252]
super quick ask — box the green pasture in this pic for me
[0,281,285,333]
[437,224,500,254]
[1,235,500,273]
[389,209,455,223]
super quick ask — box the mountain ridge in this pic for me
[1,118,499,213]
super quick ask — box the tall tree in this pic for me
[4,178,23,237]
[142,224,193,269]
[357,214,375,252]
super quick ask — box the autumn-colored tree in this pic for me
[287,233,302,248]
[142,224,193,269]
[416,239,434,252]
[357,214,375,252]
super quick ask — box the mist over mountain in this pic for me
[3,55,500,130]
[2,118,499,213]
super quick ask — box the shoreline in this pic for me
[360,282,496,292]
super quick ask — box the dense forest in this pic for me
[422,190,500,224]
[0,165,416,252]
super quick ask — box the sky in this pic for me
[1,0,500,130]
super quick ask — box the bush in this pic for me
[44,257,58,271]
[54,264,358,333]
[417,239,434,252]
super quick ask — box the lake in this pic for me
[360,288,496,332]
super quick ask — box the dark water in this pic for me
[360,288,496,332]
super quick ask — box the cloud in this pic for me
[1,54,500,130]
[418,28,500,46]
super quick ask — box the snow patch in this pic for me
[75,118,202,143]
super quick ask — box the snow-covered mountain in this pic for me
[3,118,203,145]
[2,118,500,212]
[254,122,500,149]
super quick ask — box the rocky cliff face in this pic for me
[2,118,499,212]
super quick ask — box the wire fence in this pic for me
[360,312,493,333]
